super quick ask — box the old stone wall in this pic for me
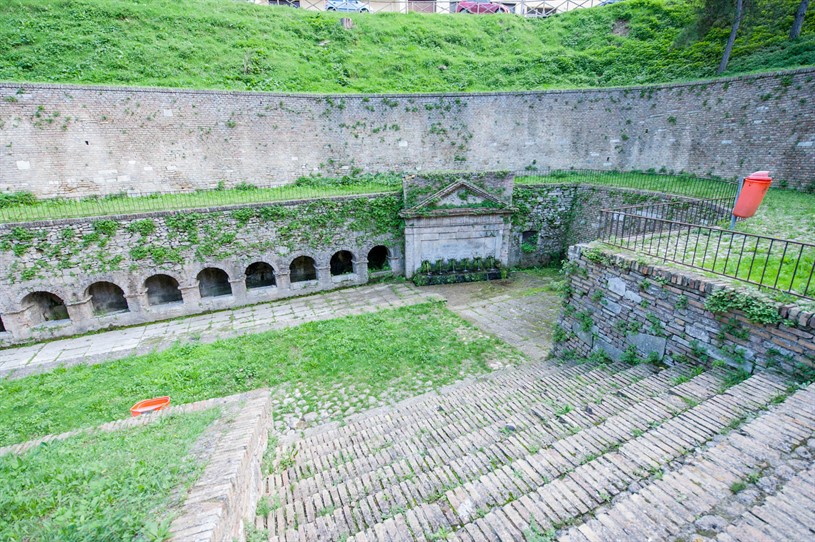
[508,184,699,267]
[2,68,814,197]
[553,245,815,376]
[0,194,403,343]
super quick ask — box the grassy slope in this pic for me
[0,410,218,541]
[0,302,517,446]
[0,0,812,93]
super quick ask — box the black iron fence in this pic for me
[598,200,815,300]
[0,170,739,224]
[0,180,402,223]
[264,0,606,17]
[517,170,739,202]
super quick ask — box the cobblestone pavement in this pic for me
[426,271,562,362]
[257,312,815,542]
[0,282,438,379]
[268,272,562,434]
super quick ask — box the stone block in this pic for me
[626,332,667,359]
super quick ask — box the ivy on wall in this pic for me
[403,171,512,209]
[0,195,404,284]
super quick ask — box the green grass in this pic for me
[517,170,737,200]
[0,0,812,93]
[0,173,401,223]
[606,187,815,298]
[0,409,218,541]
[734,188,815,243]
[0,301,516,447]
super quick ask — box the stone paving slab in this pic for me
[426,272,561,361]
[0,282,439,379]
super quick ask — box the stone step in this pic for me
[272,363,705,515]
[262,366,760,541]
[716,462,815,542]
[555,383,815,542]
[276,361,651,487]
[268,362,667,506]
[289,360,603,466]
[447,371,788,541]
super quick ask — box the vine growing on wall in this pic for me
[0,195,404,284]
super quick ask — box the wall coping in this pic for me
[1,67,813,100]
[571,243,815,330]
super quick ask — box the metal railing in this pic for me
[598,200,815,300]
[517,170,739,202]
[0,170,739,224]
[0,180,402,223]
[263,0,609,17]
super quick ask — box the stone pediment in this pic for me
[401,180,513,218]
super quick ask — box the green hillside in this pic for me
[0,0,813,93]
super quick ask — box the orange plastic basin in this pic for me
[130,396,171,417]
[732,171,772,218]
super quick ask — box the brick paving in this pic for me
[253,273,815,541]
[258,361,814,542]
[0,282,438,379]
[5,272,813,541]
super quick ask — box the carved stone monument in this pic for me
[401,172,515,279]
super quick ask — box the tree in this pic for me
[790,0,810,40]
[718,0,744,74]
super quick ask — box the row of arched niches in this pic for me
[0,246,398,342]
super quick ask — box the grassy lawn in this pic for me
[0,302,518,447]
[735,188,815,243]
[517,170,738,201]
[0,174,401,223]
[601,187,815,299]
[0,0,811,93]
[0,410,219,541]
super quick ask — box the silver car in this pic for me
[326,0,370,12]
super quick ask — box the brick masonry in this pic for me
[554,244,815,374]
[169,390,272,542]
[2,68,814,197]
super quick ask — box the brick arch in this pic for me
[366,245,392,271]
[144,274,183,306]
[330,250,355,276]
[85,281,129,315]
[245,261,277,289]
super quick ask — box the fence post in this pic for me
[729,177,744,230]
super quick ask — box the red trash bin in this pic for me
[732,171,772,218]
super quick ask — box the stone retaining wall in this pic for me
[0,184,731,345]
[2,68,813,197]
[554,244,815,375]
[170,390,272,542]
[0,194,403,343]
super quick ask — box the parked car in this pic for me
[268,0,300,6]
[326,0,370,12]
[455,0,510,14]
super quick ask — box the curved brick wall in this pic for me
[1,69,813,197]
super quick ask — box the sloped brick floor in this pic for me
[256,275,815,542]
